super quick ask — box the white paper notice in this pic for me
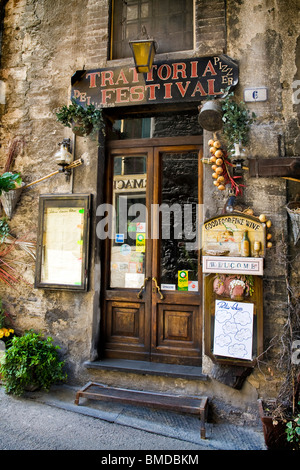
[125,273,145,289]
[213,300,254,360]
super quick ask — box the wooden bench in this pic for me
[74,381,209,439]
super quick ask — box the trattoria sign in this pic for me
[71,55,238,109]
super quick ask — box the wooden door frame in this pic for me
[100,135,203,363]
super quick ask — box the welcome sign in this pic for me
[71,55,238,108]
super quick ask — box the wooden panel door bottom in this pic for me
[104,300,150,360]
[151,302,202,366]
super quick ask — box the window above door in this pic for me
[111,0,194,60]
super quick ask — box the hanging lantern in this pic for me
[129,38,157,73]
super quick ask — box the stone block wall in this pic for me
[195,0,226,55]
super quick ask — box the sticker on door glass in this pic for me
[188,281,198,291]
[136,233,146,252]
[121,244,131,255]
[136,222,146,232]
[115,233,124,243]
[178,270,188,291]
[161,284,176,290]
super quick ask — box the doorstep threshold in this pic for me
[84,358,208,381]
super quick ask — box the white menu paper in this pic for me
[213,300,254,360]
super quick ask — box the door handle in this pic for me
[152,277,164,300]
[137,277,150,299]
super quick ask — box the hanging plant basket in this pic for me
[71,119,93,137]
[56,99,105,138]
[0,183,24,219]
[286,202,300,245]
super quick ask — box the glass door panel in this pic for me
[110,154,147,289]
[160,151,199,291]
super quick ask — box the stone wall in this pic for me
[202,0,300,401]
[0,0,299,419]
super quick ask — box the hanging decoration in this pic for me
[206,136,245,196]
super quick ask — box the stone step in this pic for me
[84,358,209,381]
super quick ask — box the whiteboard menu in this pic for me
[213,300,254,361]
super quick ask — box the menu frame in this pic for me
[35,194,91,291]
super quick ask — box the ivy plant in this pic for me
[0,330,67,396]
[56,99,105,137]
[221,90,256,155]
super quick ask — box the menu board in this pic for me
[213,300,254,361]
[41,207,84,285]
[35,195,90,291]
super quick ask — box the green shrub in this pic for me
[286,402,300,450]
[221,90,256,154]
[0,330,67,396]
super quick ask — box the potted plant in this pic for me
[221,90,256,156]
[0,172,23,219]
[0,172,22,195]
[286,401,300,448]
[56,98,105,137]
[258,398,300,450]
[0,330,67,396]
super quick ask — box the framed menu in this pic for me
[35,194,91,291]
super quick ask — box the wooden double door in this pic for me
[101,137,203,366]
